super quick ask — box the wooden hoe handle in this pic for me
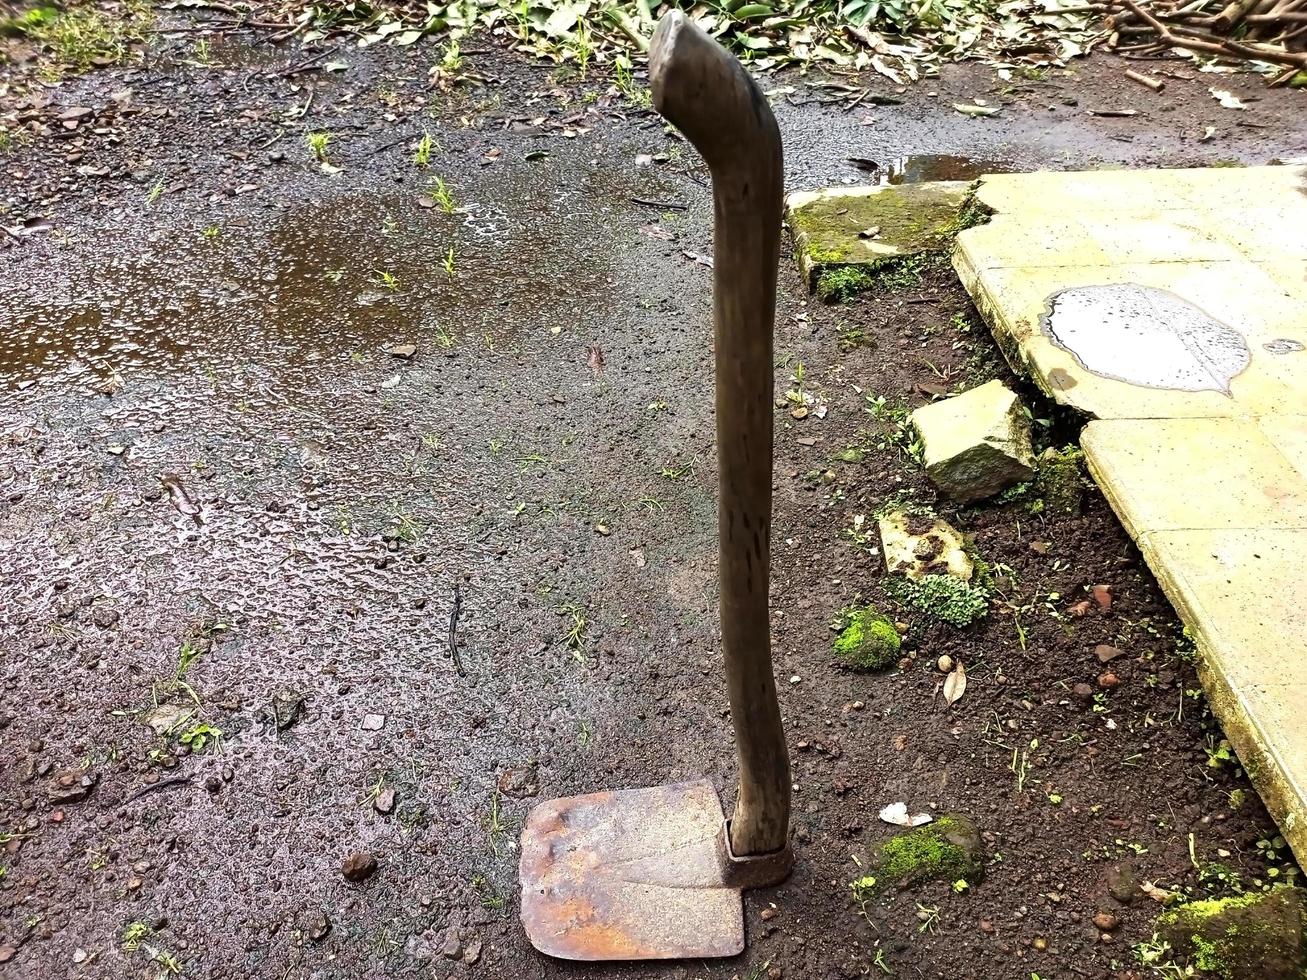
[650,11,790,859]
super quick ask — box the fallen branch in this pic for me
[1114,0,1307,68]
[1125,66,1167,87]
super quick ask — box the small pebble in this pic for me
[1093,912,1120,932]
[341,851,378,882]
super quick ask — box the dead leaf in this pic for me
[1199,125,1217,142]
[586,345,605,377]
[879,802,933,827]
[1209,87,1246,110]
[943,662,967,705]
[1141,881,1176,904]
[952,103,1000,117]
[682,250,714,269]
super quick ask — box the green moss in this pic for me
[886,574,989,628]
[868,815,984,893]
[1033,445,1085,516]
[1155,887,1306,980]
[808,245,848,264]
[939,187,994,236]
[832,606,901,671]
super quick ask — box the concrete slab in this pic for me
[1083,418,1307,536]
[950,164,1307,862]
[785,182,971,300]
[953,256,1307,419]
[1140,528,1307,854]
[971,166,1307,216]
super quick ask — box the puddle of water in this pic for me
[882,154,1013,186]
[0,153,655,393]
[1042,283,1250,394]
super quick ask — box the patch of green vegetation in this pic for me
[19,2,150,74]
[816,265,875,303]
[557,602,587,658]
[815,253,942,303]
[613,53,651,108]
[867,815,984,895]
[887,574,989,628]
[413,132,435,167]
[122,921,151,950]
[941,187,994,236]
[832,606,901,671]
[179,722,222,753]
[1,6,58,36]
[0,128,27,156]
[808,245,848,265]
[306,130,332,163]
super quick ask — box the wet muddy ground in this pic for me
[3,18,1307,980]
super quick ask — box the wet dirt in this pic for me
[2,18,1306,980]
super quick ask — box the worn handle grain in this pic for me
[650,10,790,858]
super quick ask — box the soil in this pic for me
[3,12,1307,980]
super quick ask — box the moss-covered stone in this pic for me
[1154,887,1306,980]
[832,606,901,671]
[867,814,984,893]
[787,182,972,301]
[910,380,1034,504]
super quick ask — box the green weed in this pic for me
[886,574,989,628]
[429,176,456,213]
[413,132,435,167]
[306,130,332,163]
[24,4,149,74]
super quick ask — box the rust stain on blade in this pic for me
[518,779,745,961]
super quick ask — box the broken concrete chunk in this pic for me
[877,509,973,581]
[785,181,975,301]
[910,380,1034,504]
[48,769,98,805]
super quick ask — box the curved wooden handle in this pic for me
[650,11,790,859]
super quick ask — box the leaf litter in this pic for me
[273,0,1107,83]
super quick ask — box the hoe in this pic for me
[519,10,793,961]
